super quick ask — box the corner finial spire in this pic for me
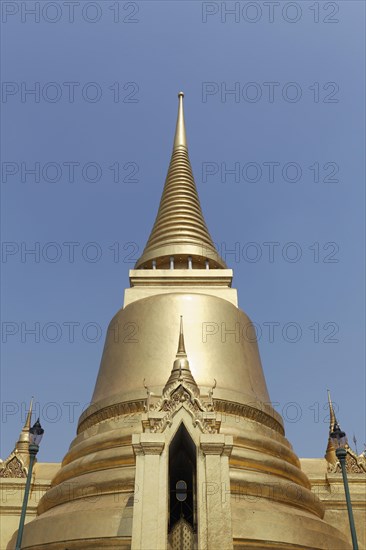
[327,389,337,432]
[325,390,339,465]
[177,315,186,355]
[173,91,187,150]
[0,397,35,477]
[163,317,199,395]
[10,397,34,456]
[24,397,34,431]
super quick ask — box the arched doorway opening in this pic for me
[168,423,197,548]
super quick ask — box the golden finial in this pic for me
[173,92,187,150]
[325,390,338,465]
[177,316,186,355]
[163,316,199,395]
[13,397,34,454]
[24,397,34,431]
[327,389,337,432]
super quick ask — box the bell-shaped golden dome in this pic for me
[18,95,352,550]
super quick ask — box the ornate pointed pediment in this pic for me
[141,318,220,434]
[0,454,27,478]
[327,446,366,474]
[142,378,220,435]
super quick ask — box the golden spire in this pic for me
[163,317,198,395]
[135,92,226,270]
[327,389,337,432]
[173,92,187,149]
[325,390,338,464]
[177,315,186,354]
[16,397,33,452]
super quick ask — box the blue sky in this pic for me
[1,1,365,462]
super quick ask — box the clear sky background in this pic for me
[1,1,365,463]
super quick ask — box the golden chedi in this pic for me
[18,93,351,549]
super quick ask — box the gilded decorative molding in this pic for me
[77,400,145,434]
[132,439,165,456]
[200,440,233,456]
[129,269,233,287]
[77,396,284,437]
[214,399,285,435]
